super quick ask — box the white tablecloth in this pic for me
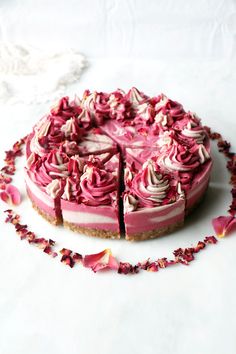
[0,1,236,354]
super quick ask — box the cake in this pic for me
[25,88,212,241]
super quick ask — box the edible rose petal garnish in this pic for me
[4,210,58,258]
[83,249,119,272]
[1,122,236,276]
[212,216,236,238]
[0,184,21,205]
[0,136,26,206]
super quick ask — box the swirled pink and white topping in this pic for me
[124,193,138,213]
[160,143,200,172]
[62,177,81,202]
[81,90,96,115]
[131,160,172,207]
[154,94,185,123]
[46,179,62,198]
[61,117,82,141]
[181,121,206,144]
[134,103,155,125]
[126,87,147,108]
[80,165,117,206]
[108,90,131,121]
[28,150,69,187]
[30,118,53,156]
[68,155,84,176]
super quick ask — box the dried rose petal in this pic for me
[212,216,236,238]
[194,241,206,252]
[60,248,72,256]
[146,262,159,272]
[204,236,218,244]
[118,262,139,274]
[0,184,21,205]
[61,255,74,268]
[72,253,83,263]
[83,248,119,272]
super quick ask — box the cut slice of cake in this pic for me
[123,159,185,241]
[61,152,122,239]
[25,150,69,225]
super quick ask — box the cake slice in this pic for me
[61,152,122,239]
[25,150,69,224]
[123,159,185,241]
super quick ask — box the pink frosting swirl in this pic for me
[160,143,200,172]
[62,177,81,202]
[68,156,85,176]
[134,103,155,125]
[28,150,69,187]
[51,96,91,130]
[154,94,185,126]
[131,160,172,207]
[80,165,117,206]
[51,96,81,118]
[126,87,148,107]
[124,193,138,213]
[30,116,65,156]
[108,90,131,122]
[173,112,206,144]
[61,117,82,141]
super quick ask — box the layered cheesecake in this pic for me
[25,88,212,240]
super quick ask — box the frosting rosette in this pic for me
[124,193,138,213]
[62,177,81,202]
[51,96,81,119]
[173,112,206,144]
[30,116,65,156]
[80,165,117,206]
[126,87,148,108]
[27,150,69,187]
[154,94,185,127]
[134,102,155,125]
[108,90,131,122]
[61,117,82,141]
[160,143,201,172]
[131,160,174,207]
[51,96,91,130]
[82,90,110,125]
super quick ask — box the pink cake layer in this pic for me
[124,198,185,238]
[186,160,212,210]
[25,171,59,220]
[61,199,120,234]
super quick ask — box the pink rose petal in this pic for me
[83,248,119,273]
[212,216,236,238]
[1,185,21,205]
[6,184,21,205]
[0,191,10,203]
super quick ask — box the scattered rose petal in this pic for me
[118,262,139,274]
[0,184,21,205]
[212,216,236,238]
[59,248,83,268]
[204,236,218,244]
[84,248,119,272]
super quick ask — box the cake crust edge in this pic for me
[64,221,120,239]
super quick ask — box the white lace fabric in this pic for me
[0,42,86,104]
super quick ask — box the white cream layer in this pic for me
[62,210,116,224]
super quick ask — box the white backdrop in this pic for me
[0,1,236,354]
